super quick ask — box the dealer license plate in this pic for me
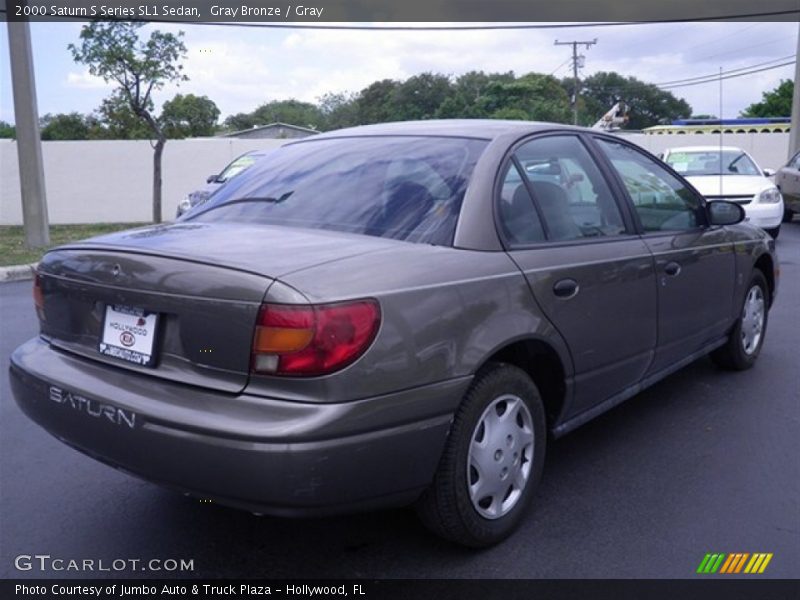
[98,305,159,367]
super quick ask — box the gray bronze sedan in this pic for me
[9,120,778,547]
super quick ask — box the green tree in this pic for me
[222,112,256,132]
[40,112,90,140]
[318,92,359,131]
[69,21,188,222]
[435,71,515,118]
[356,79,401,124]
[0,120,17,138]
[577,72,691,129]
[161,93,220,138]
[481,73,572,123]
[741,79,793,118]
[251,99,323,130]
[91,90,152,139]
[389,72,453,121]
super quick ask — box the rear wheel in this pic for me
[711,271,769,371]
[416,363,546,547]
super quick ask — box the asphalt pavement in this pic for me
[1,224,798,579]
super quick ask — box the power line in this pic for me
[654,55,795,86]
[695,35,796,61]
[677,22,763,53]
[549,58,572,76]
[659,60,794,89]
[0,9,798,29]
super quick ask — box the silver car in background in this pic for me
[10,121,778,547]
[774,148,800,223]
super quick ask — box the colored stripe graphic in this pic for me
[700,552,774,574]
[697,553,727,573]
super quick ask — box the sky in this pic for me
[0,21,797,125]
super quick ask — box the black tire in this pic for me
[711,270,769,371]
[766,226,780,239]
[416,363,546,547]
[783,208,793,223]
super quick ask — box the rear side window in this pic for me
[187,136,488,246]
[596,138,705,232]
[498,163,546,245]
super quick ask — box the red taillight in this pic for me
[251,299,381,376]
[33,273,45,321]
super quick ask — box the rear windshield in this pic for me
[186,136,488,246]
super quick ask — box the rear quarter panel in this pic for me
[246,244,574,407]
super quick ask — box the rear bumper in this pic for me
[9,337,469,516]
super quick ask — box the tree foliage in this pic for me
[39,113,90,140]
[223,100,323,131]
[577,72,692,129]
[161,93,220,138]
[69,21,188,222]
[741,79,793,118]
[92,90,153,139]
[318,92,360,130]
[0,121,15,138]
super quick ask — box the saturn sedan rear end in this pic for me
[10,120,777,547]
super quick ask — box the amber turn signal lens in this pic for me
[253,326,314,353]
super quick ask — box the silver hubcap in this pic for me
[467,394,534,520]
[740,285,765,355]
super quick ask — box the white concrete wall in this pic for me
[621,132,790,172]
[0,132,790,226]
[0,138,287,225]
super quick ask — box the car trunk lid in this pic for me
[35,223,398,393]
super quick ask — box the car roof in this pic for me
[664,146,747,153]
[287,119,586,142]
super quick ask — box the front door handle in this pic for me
[553,278,579,298]
[664,261,682,276]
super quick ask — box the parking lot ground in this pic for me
[1,224,798,579]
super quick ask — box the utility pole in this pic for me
[788,22,800,159]
[554,38,597,126]
[7,19,49,247]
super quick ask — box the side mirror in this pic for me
[763,168,775,177]
[206,174,219,184]
[708,200,745,226]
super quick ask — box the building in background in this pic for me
[643,117,791,135]
[220,122,319,140]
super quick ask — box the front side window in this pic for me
[187,136,488,246]
[665,150,760,177]
[596,138,705,232]
[512,135,627,242]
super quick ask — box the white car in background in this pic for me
[661,146,784,238]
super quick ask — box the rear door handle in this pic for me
[664,261,681,276]
[553,278,579,298]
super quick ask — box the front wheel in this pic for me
[766,226,780,239]
[416,363,546,547]
[711,271,769,370]
[783,208,793,223]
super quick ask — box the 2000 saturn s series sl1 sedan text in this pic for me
[9,120,779,547]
